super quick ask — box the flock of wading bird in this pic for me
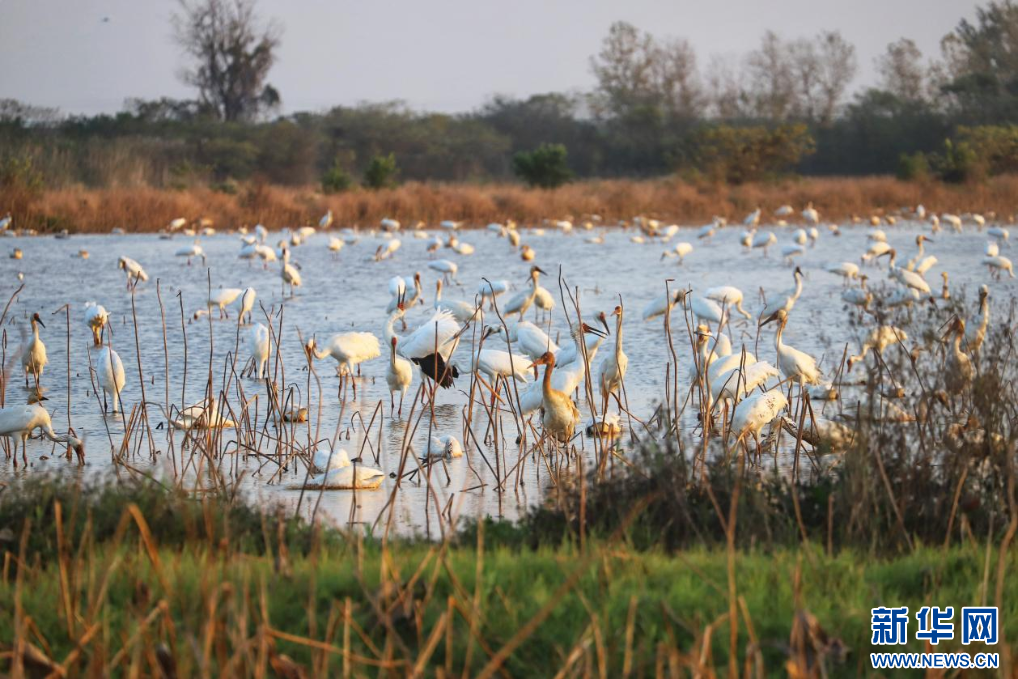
[0,202,1013,493]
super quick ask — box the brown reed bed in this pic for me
[7,176,1018,233]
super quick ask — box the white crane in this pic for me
[965,286,990,354]
[662,242,693,264]
[801,202,819,225]
[555,315,610,367]
[319,210,333,229]
[427,435,463,459]
[596,305,628,408]
[194,288,244,320]
[84,302,109,346]
[434,279,480,323]
[96,346,126,413]
[826,262,859,283]
[478,279,510,307]
[743,208,761,228]
[944,317,973,394]
[642,289,687,323]
[306,448,385,490]
[751,231,777,256]
[988,226,1010,245]
[704,286,753,320]
[983,253,1015,279]
[398,309,463,388]
[0,402,84,465]
[730,389,788,457]
[175,241,206,265]
[281,247,301,296]
[305,331,381,398]
[238,287,256,325]
[427,259,458,283]
[385,336,414,416]
[762,309,821,386]
[759,267,804,320]
[503,266,546,319]
[374,238,401,261]
[118,256,148,289]
[247,323,270,379]
[846,326,907,370]
[471,328,531,384]
[841,276,872,309]
[22,312,47,388]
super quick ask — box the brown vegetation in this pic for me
[8,175,1018,233]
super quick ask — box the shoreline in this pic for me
[4,175,1016,234]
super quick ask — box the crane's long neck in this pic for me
[542,359,555,397]
[792,275,803,300]
[614,314,624,353]
[40,423,81,449]
[311,344,330,360]
[390,342,398,368]
[31,320,40,341]
[775,321,786,353]
[384,310,402,345]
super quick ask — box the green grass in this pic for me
[3,530,1014,676]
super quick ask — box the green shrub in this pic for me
[934,138,983,183]
[896,151,930,181]
[685,124,816,184]
[512,143,573,188]
[321,158,354,193]
[362,152,399,190]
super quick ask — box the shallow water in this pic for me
[0,221,1009,533]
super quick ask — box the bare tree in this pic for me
[704,55,752,119]
[589,21,658,118]
[877,38,928,102]
[173,0,282,122]
[651,38,705,120]
[746,31,798,120]
[788,38,820,121]
[812,31,857,124]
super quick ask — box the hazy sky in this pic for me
[1,0,979,116]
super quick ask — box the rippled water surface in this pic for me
[0,222,1007,533]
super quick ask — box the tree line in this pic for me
[3,0,1018,191]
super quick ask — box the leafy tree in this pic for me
[939,1,1018,121]
[173,0,282,122]
[877,39,930,104]
[687,124,815,183]
[321,157,354,193]
[512,144,573,188]
[363,153,399,189]
[897,151,931,181]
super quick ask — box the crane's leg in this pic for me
[390,392,395,417]
[398,391,405,418]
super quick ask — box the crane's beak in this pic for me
[535,267,547,275]
[582,323,606,338]
[760,311,779,326]
[36,317,45,329]
[599,315,611,336]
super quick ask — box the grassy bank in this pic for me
[6,175,1018,233]
[1,479,1015,676]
